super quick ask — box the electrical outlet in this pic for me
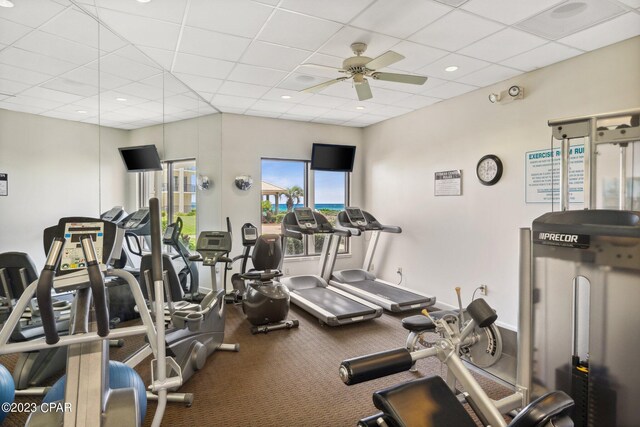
[397,267,402,275]
[480,285,488,295]
[285,267,290,275]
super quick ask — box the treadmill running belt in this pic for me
[293,287,376,319]
[348,280,427,306]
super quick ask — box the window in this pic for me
[140,159,197,251]
[261,158,349,258]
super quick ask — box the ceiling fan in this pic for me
[300,42,427,101]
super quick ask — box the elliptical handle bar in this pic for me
[80,234,110,338]
[150,198,164,283]
[37,237,65,345]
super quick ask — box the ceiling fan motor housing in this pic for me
[342,56,372,75]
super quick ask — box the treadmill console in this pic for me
[293,208,317,230]
[345,207,367,227]
[100,206,125,223]
[241,223,258,246]
[120,207,150,231]
[196,231,232,266]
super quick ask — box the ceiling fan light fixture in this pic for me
[353,73,365,84]
[0,0,14,7]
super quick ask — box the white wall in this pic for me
[220,113,365,276]
[362,37,640,328]
[0,109,130,267]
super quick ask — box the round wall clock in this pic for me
[476,154,503,186]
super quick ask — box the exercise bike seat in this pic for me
[373,375,477,427]
[509,391,574,427]
[401,315,436,332]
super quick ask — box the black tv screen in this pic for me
[118,145,162,172]
[310,143,356,172]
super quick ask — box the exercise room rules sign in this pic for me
[525,145,584,203]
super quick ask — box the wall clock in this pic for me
[476,154,503,186]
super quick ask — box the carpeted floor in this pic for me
[1,304,513,426]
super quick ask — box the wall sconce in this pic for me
[489,85,524,104]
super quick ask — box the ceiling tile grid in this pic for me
[0,0,638,129]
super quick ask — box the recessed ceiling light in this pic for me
[77,110,87,114]
[136,0,151,3]
[116,97,127,102]
[355,106,365,110]
[281,95,292,99]
[0,0,14,7]
[445,66,458,72]
[295,75,315,83]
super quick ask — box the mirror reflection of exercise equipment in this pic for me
[517,108,640,427]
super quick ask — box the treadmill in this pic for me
[326,207,436,312]
[279,208,382,326]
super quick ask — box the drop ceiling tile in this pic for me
[366,86,413,104]
[244,99,293,113]
[94,0,188,24]
[500,42,583,71]
[334,99,386,113]
[54,102,99,116]
[254,0,280,6]
[458,28,547,62]
[135,100,164,114]
[98,71,133,90]
[173,72,223,95]
[42,110,93,121]
[9,93,63,110]
[261,88,314,103]
[241,41,312,72]
[0,0,66,29]
[278,73,328,91]
[20,86,84,104]
[111,45,161,69]
[118,82,164,101]
[461,0,565,25]
[137,46,175,70]
[96,9,181,51]
[417,76,448,93]
[387,41,449,72]
[371,104,414,118]
[617,0,640,7]
[226,63,288,86]
[172,53,235,80]
[422,81,477,99]
[245,109,283,118]
[294,62,343,79]
[515,0,626,40]
[285,104,331,117]
[351,0,451,39]
[417,53,490,79]
[347,113,389,124]
[258,9,343,51]
[14,30,99,66]
[311,117,346,125]
[341,120,368,127]
[409,10,504,51]
[317,109,362,121]
[147,73,192,95]
[187,0,273,38]
[219,81,271,98]
[39,7,102,48]
[179,26,251,62]
[456,64,521,86]
[0,17,32,45]
[92,53,161,81]
[558,12,640,51]
[315,81,360,99]
[0,78,29,95]
[319,26,402,59]
[212,94,257,109]
[97,25,129,53]
[218,106,248,114]
[304,94,351,108]
[0,63,52,85]
[392,94,441,109]
[101,90,148,106]
[0,47,78,75]
[280,0,375,24]
[114,105,163,119]
[0,100,48,114]
[280,113,317,121]
[164,93,201,110]
[42,74,98,97]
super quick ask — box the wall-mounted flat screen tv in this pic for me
[118,144,162,172]
[310,143,356,172]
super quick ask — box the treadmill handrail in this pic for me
[380,225,402,234]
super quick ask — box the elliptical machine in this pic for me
[162,217,200,301]
[229,223,298,334]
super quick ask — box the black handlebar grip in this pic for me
[339,348,413,385]
[81,235,110,338]
[467,298,497,328]
[149,198,163,283]
[37,237,65,345]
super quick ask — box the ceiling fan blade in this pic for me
[300,63,346,72]
[365,51,405,70]
[301,77,348,93]
[372,72,427,85]
[355,79,373,101]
